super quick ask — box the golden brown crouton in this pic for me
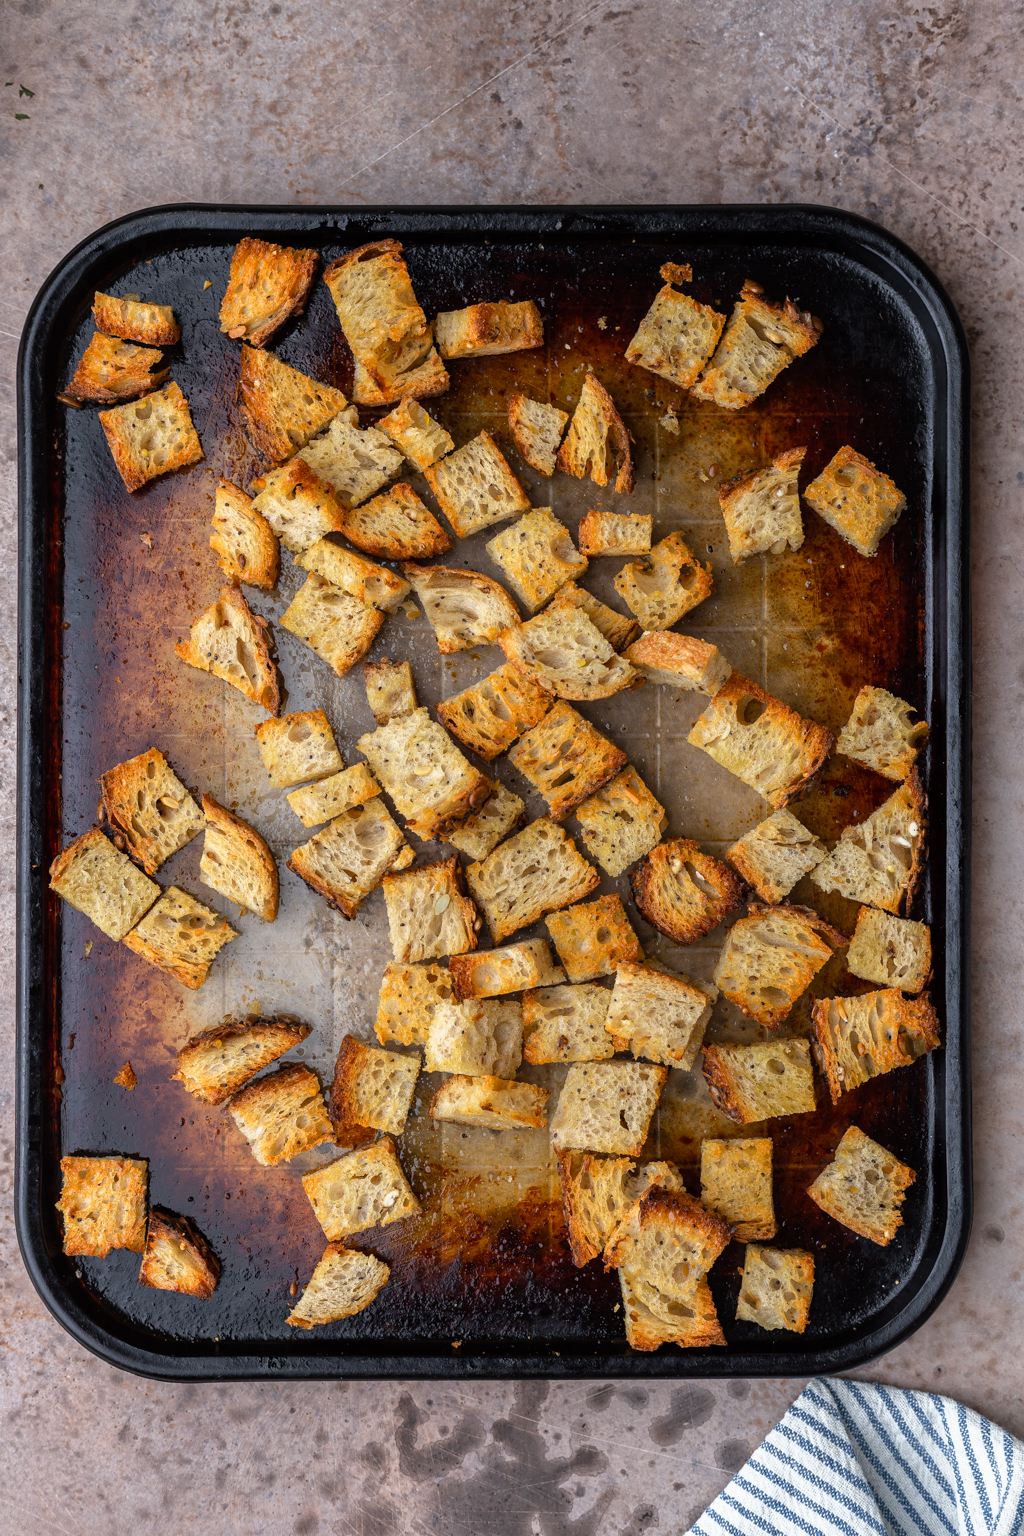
[557,372,634,494]
[240,345,349,465]
[302,1137,420,1239]
[435,300,543,359]
[442,779,525,862]
[351,351,449,406]
[806,1125,915,1246]
[436,662,552,761]
[691,280,821,410]
[630,838,746,945]
[298,539,409,612]
[342,483,452,560]
[49,828,160,942]
[545,893,642,983]
[604,1188,732,1311]
[375,961,456,1047]
[211,481,280,590]
[687,672,834,809]
[279,573,385,679]
[700,1138,776,1242]
[811,988,940,1104]
[523,983,615,1064]
[558,1154,686,1267]
[575,766,666,878]
[500,608,641,702]
[382,856,480,963]
[713,903,846,1030]
[429,1074,548,1130]
[364,658,418,725]
[507,394,568,475]
[718,446,807,562]
[466,819,600,944]
[811,771,927,915]
[200,794,279,923]
[251,459,349,553]
[545,582,639,652]
[56,1155,149,1257]
[624,262,726,390]
[219,237,317,347]
[286,765,380,828]
[485,509,588,614]
[803,446,907,558]
[100,747,204,875]
[736,1246,813,1331]
[614,533,714,630]
[229,1062,335,1166]
[606,960,716,1071]
[287,1244,390,1328]
[578,511,652,557]
[449,938,564,1000]
[378,396,454,469]
[297,416,404,509]
[702,1039,816,1125]
[836,685,929,780]
[329,1034,421,1139]
[139,1209,221,1298]
[424,430,530,538]
[508,700,626,820]
[623,630,731,694]
[323,239,433,394]
[288,800,408,919]
[93,290,179,345]
[171,1015,312,1104]
[424,997,522,1077]
[846,907,932,993]
[175,583,281,714]
[255,709,344,789]
[724,809,827,904]
[99,382,203,491]
[357,707,492,841]
[401,564,521,653]
[549,1060,667,1157]
[59,333,168,406]
[619,1271,726,1351]
[123,886,239,990]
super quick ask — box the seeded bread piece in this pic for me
[240,345,350,465]
[358,708,492,840]
[500,609,641,703]
[229,1062,334,1165]
[59,333,168,406]
[847,907,932,994]
[211,480,280,589]
[378,396,454,469]
[171,1015,311,1104]
[702,1039,816,1125]
[557,1153,686,1265]
[139,1208,221,1298]
[219,237,317,346]
[623,630,731,695]
[546,582,639,652]
[297,539,409,612]
[688,672,834,809]
[507,394,569,475]
[631,839,746,946]
[364,659,418,725]
[806,1125,915,1246]
[550,1060,668,1156]
[430,1074,548,1130]
[625,261,727,390]
[401,564,521,653]
[435,300,543,359]
[256,709,344,789]
[804,446,907,557]
[342,483,452,560]
[575,767,666,878]
[288,800,408,919]
[424,430,531,538]
[485,509,589,613]
[329,1034,421,1138]
[578,512,652,557]
[604,1188,732,1312]
[436,663,551,762]
[56,1155,149,1257]
[691,281,821,410]
[545,894,642,983]
[736,1245,813,1331]
[719,447,807,561]
[614,533,714,630]
[443,780,526,861]
[123,886,238,989]
[287,1243,390,1328]
[466,819,600,944]
[280,573,385,679]
[713,903,847,1030]
[811,989,940,1105]
[382,856,480,963]
[94,290,179,345]
[375,961,455,1047]
[509,702,626,820]
[99,382,203,491]
[49,829,160,941]
[323,239,433,393]
[811,772,927,915]
[836,685,929,780]
[523,983,616,1064]
[351,351,449,406]
[725,809,827,904]
[303,1137,421,1239]
[100,747,204,875]
[199,794,278,922]
[250,460,348,553]
[556,372,634,494]
[175,583,281,714]
[701,1138,776,1241]
[607,960,717,1071]
[287,766,381,827]
[450,938,564,1000]
[620,1271,726,1351]
[297,416,404,509]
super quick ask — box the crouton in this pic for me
[435,300,543,359]
[364,658,417,725]
[623,630,731,695]
[139,1209,220,1298]
[557,1153,686,1266]
[93,290,179,345]
[99,382,203,491]
[812,989,940,1104]
[357,707,492,840]
[713,903,846,1030]
[287,766,380,828]
[255,709,344,789]
[424,430,530,538]
[229,1062,334,1166]
[550,1060,667,1156]
[725,809,827,904]
[578,512,652,557]
[297,416,404,509]
[199,794,278,922]
[429,1074,549,1130]
[287,1244,390,1328]
[575,767,666,878]
[375,961,455,1047]
[806,1124,915,1246]
[624,262,727,390]
[297,539,409,612]
[250,460,348,554]
[604,1188,732,1312]
[691,280,821,410]
[219,237,317,347]
[303,1137,420,1239]
[418,991,519,1079]
[619,1271,726,1351]
[450,938,564,1000]
[836,685,929,780]
[100,747,204,876]
[342,483,452,560]
[606,960,716,1071]
[630,838,746,946]
[811,771,927,915]
[804,446,907,558]
[523,983,615,1064]
[485,509,588,613]
[556,372,634,494]
[507,394,569,475]
[114,1062,136,1089]
[702,1039,816,1125]
[211,481,280,589]
[56,1155,148,1257]
[614,533,714,630]
[500,609,641,702]
[466,818,600,943]
[59,333,168,406]
[175,583,281,714]
[545,582,639,652]
[123,886,238,989]
[323,239,433,393]
[700,1139,776,1241]
[847,907,932,994]
[171,1015,311,1104]
[718,446,806,562]
[378,396,454,469]
[545,894,642,983]
[329,1034,421,1138]
[288,799,408,919]
[49,828,160,941]
[442,779,526,861]
[436,663,551,761]
[688,672,834,809]
[240,345,349,465]
[351,350,449,406]
[279,573,385,679]
[508,701,625,820]
[382,856,480,963]
[736,1245,813,1332]
[401,564,520,653]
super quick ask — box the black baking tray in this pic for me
[16,203,971,1380]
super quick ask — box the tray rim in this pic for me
[16,199,972,1382]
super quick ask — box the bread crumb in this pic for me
[83,940,93,959]
[141,532,153,550]
[113,1061,136,1089]
[597,317,607,330]
[203,280,212,290]
[660,408,679,434]
[401,602,421,618]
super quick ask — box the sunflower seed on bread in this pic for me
[624,261,726,391]
[429,1074,548,1130]
[401,564,520,653]
[614,533,714,630]
[219,237,317,347]
[100,747,204,875]
[175,583,281,714]
[171,1014,312,1104]
[724,809,827,903]
[687,672,833,809]
[123,886,238,989]
[302,1137,420,1239]
[199,794,278,922]
[806,1124,914,1246]
[702,1038,816,1125]
[288,799,408,919]
[811,988,940,1104]
[700,1138,776,1242]
[56,1155,149,1257]
[630,838,745,946]
[287,1244,390,1328]
[211,480,280,589]
[99,382,203,491]
[690,280,821,410]
[139,1209,220,1298]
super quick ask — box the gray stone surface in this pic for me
[1,1,1020,1530]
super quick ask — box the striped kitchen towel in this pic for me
[689,1376,1024,1536]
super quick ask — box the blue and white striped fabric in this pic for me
[689,1377,1024,1536]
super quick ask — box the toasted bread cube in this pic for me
[625,262,726,390]
[614,533,713,630]
[607,960,716,1071]
[725,809,827,904]
[123,886,238,989]
[688,672,834,809]
[630,838,745,946]
[836,685,929,780]
[56,1155,148,1257]
[702,1039,816,1125]
[175,584,281,713]
[280,573,384,679]
[287,1243,390,1328]
[624,630,731,695]
[351,350,449,406]
[219,237,317,347]
[485,509,588,614]
[545,894,642,984]
[736,1245,813,1331]
[701,1138,776,1241]
[429,1074,548,1130]
[557,1153,685,1266]
[49,828,160,941]
[357,707,491,840]
[466,819,600,943]
[375,961,455,1047]
[297,416,404,510]
[605,1188,732,1312]
[847,907,932,994]
[523,982,614,1064]
[323,239,433,393]
[436,663,551,762]
[229,1062,333,1165]
[342,483,452,560]
[806,1124,915,1246]
[99,382,203,491]
[507,394,568,475]
[424,430,530,538]
[509,701,625,820]
[251,460,348,553]
[691,280,821,410]
[303,1137,420,1239]
[578,511,652,557]
[93,290,179,345]
[171,1015,311,1104]
[199,794,278,922]
[364,658,417,725]
[620,1271,726,1350]
[382,856,480,963]
[435,300,543,359]
[713,903,846,1030]
[378,396,454,469]
[450,938,564,1000]
[59,332,168,406]
[557,372,633,494]
[240,345,349,464]
[545,581,639,652]
[286,765,380,828]
[719,447,806,561]
[289,800,407,918]
[297,539,409,612]
[401,564,520,653]
[329,1034,420,1138]
[443,779,525,861]
[812,988,940,1104]
[575,767,666,878]
[139,1208,221,1298]
[501,609,641,703]
[255,709,344,789]
[804,446,907,557]
[100,747,204,876]
[550,1060,667,1156]
[811,772,926,915]
[211,480,280,590]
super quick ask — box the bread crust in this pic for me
[211,480,280,589]
[123,885,239,990]
[49,828,161,941]
[690,280,821,409]
[139,1208,221,1298]
[803,446,907,557]
[93,290,179,345]
[59,332,168,406]
[556,372,634,494]
[614,533,714,631]
[175,583,281,714]
[509,701,627,820]
[630,838,746,945]
[435,300,544,359]
[288,799,408,919]
[578,511,652,557]
[219,237,317,347]
[811,988,941,1104]
[200,793,279,922]
[171,1015,312,1104]
[240,345,349,464]
[228,1061,335,1166]
[623,630,731,694]
[99,382,203,491]
[100,746,205,875]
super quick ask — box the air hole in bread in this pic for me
[766,1058,786,1075]
[740,697,766,725]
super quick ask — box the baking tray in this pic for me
[16,204,970,1381]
